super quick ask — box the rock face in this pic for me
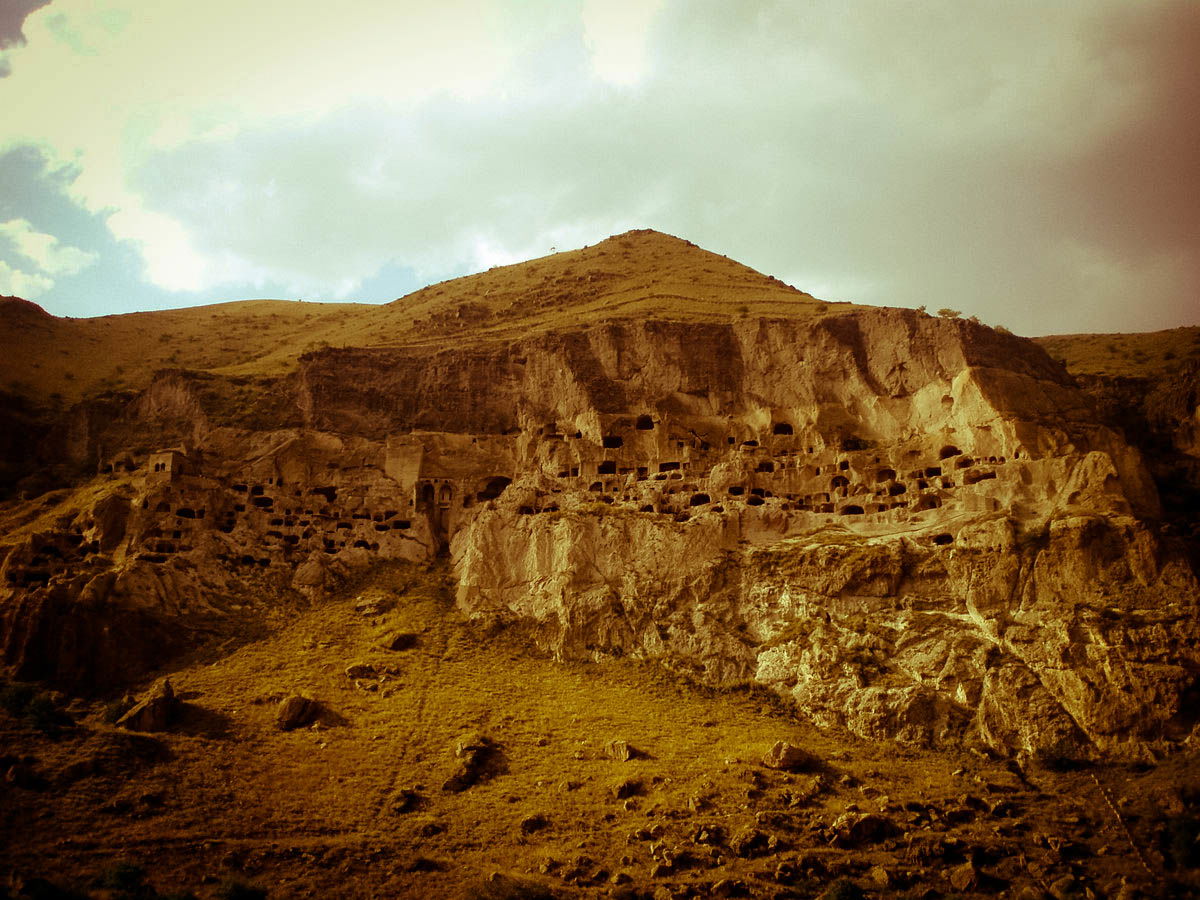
[0,231,1196,762]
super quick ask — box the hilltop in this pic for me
[0,230,835,405]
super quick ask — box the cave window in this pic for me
[438,485,453,508]
[589,482,603,492]
[939,445,961,460]
[925,466,942,477]
[636,415,654,430]
[888,482,907,496]
[602,435,623,449]
[772,422,793,435]
[756,461,775,473]
[659,461,680,472]
[598,460,617,475]
[746,495,765,506]
[831,475,849,489]
[956,457,975,469]
[728,485,745,496]
[251,485,264,496]
[841,505,865,515]
[418,483,435,510]
[876,468,896,483]
[933,533,954,545]
[690,493,711,506]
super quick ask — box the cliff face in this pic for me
[1,233,1196,762]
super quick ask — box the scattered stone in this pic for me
[276,695,321,731]
[354,596,394,616]
[729,826,777,858]
[442,734,502,792]
[692,823,726,846]
[605,738,642,761]
[612,777,642,800]
[762,740,817,772]
[1049,875,1081,900]
[828,812,897,847]
[949,861,978,892]
[712,878,748,897]
[521,814,550,834]
[115,679,178,732]
[379,631,418,651]
[389,789,426,814]
[344,662,376,679]
[869,865,892,888]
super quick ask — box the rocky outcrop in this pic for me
[455,506,1200,759]
[0,233,1195,760]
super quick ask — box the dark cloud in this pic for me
[0,0,50,49]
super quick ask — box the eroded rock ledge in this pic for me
[2,307,1197,761]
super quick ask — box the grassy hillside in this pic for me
[1,230,842,405]
[1035,326,1200,377]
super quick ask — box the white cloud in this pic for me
[0,258,54,298]
[0,217,98,277]
[582,0,666,86]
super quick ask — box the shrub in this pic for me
[936,308,961,318]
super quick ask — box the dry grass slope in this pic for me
[3,562,1196,899]
[0,230,844,405]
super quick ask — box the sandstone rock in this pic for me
[761,740,816,771]
[2,229,1197,770]
[276,696,321,731]
[115,679,177,732]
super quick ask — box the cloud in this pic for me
[0,0,1196,333]
[0,259,53,298]
[0,0,50,49]
[0,217,98,276]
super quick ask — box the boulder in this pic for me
[276,695,321,731]
[115,679,177,732]
[761,740,817,771]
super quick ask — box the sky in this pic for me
[0,0,1197,336]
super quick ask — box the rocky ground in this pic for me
[3,562,1198,900]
